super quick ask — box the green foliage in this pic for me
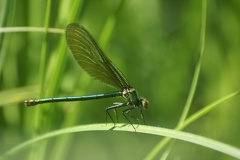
[0,0,240,159]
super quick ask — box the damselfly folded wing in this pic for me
[66,23,130,89]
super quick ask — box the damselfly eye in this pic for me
[141,98,149,109]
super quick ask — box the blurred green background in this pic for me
[0,0,240,159]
